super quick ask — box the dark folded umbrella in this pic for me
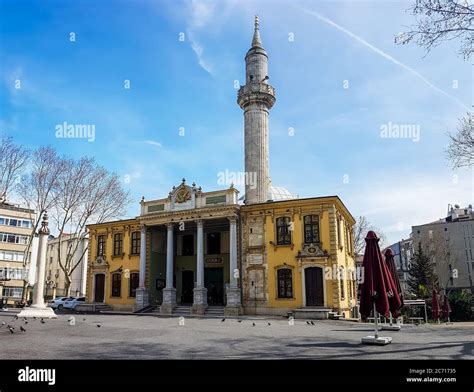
[384,248,404,309]
[431,289,441,320]
[359,231,402,319]
[441,295,451,319]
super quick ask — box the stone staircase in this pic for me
[75,303,113,313]
[205,306,225,317]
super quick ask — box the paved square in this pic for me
[1,312,472,359]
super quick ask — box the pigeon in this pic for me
[268,322,271,326]
[40,319,45,324]
[221,318,225,322]
[24,320,28,324]
[96,324,101,328]
[33,317,37,320]
[7,325,14,330]
[237,320,242,323]
[20,326,26,332]
[252,322,256,327]
[1,321,5,326]
[310,321,315,326]
[306,321,311,325]
[82,318,86,322]
[14,315,18,320]
[8,327,14,334]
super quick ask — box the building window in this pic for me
[207,232,221,255]
[111,273,121,297]
[2,287,23,298]
[276,217,291,245]
[182,234,194,256]
[337,218,343,249]
[304,215,320,243]
[97,235,106,257]
[129,272,139,298]
[131,231,140,255]
[277,269,293,298]
[113,233,123,256]
[0,232,28,244]
[339,268,345,299]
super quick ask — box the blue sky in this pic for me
[0,0,472,245]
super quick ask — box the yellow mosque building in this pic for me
[85,16,357,319]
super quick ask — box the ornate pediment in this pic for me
[168,178,200,211]
[90,256,109,269]
[297,243,328,258]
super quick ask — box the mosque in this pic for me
[85,17,357,318]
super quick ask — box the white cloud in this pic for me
[185,0,216,75]
[145,140,162,148]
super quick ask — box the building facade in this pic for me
[84,17,356,317]
[44,234,89,298]
[86,218,141,311]
[0,202,36,306]
[241,197,357,317]
[412,205,474,294]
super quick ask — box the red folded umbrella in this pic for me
[359,231,402,318]
[384,248,404,309]
[431,289,441,320]
[441,295,451,319]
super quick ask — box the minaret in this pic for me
[238,15,276,204]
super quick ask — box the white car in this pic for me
[63,297,85,310]
[48,297,74,310]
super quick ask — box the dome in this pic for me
[267,186,298,201]
[238,185,298,203]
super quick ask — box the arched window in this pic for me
[111,273,121,297]
[113,233,123,256]
[304,215,320,244]
[131,231,140,255]
[276,217,291,245]
[129,272,139,298]
[277,268,293,298]
[97,235,106,256]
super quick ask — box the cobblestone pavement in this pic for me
[1,312,472,359]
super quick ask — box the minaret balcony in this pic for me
[237,83,276,109]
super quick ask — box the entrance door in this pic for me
[94,274,105,303]
[181,270,194,304]
[305,267,324,306]
[205,268,224,305]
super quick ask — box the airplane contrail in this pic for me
[297,6,470,111]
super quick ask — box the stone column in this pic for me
[161,223,176,314]
[225,216,242,316]
[135,224,149,309]
[18,211,57,318]
[192,219,207,314]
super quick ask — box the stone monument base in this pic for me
[18,306,57,319]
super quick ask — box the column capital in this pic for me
[166,222,174,230]
[195,219,204,228]
[140,223,147,232]
[227,215,238,224]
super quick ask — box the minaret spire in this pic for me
[238,16,276,204]
[252,15,262,47]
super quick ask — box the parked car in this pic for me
[63,297,86,310]
[48,296,73,310]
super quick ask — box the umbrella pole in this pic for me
[373,302,379,339]
[389,312,393,326]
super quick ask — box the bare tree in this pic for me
[395,0,474,60]
[353,216,387,256]
[17,146,66,299]
[446,112,474,168]
[0,136,29,201]
[50,157,131,295]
